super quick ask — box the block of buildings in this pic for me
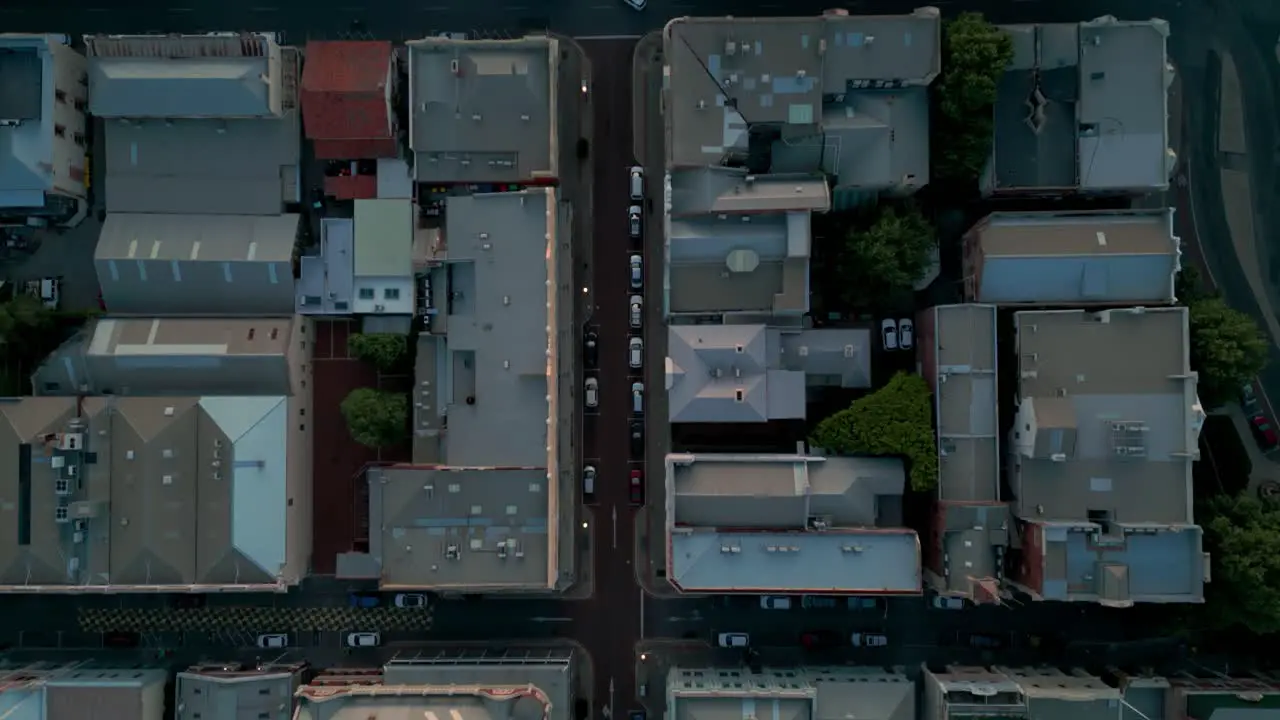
[407,36,559,184]
[0,34,89,226]
[301,41,398,160]
[84,33,300,216]
[1009,307,1206,605]
[922,666,1170,720]
[338,189,575,592]
[663,453,920,594]
[962,209,1181,306]
[918,304,1008,604]
[176,660,305,719]
[93,212,299,315]
[31,316,308,397]
[0,662,169,719]
[297,217,355,315]
[296,648,573,720]
[668,666,914,720]
[984,17,1175,196]
[666,324,871,424]
[352,198,415,318]
[0,394,310,592]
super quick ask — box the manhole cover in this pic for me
[1258,481,1280,500]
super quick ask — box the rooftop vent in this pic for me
[734,389,745,403]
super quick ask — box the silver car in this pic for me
[585,377,599,408]
[630,254,643,289]
[632,382,644,415]
[630,295,643,329]
[629,337,643,368]
[629,205,642,238]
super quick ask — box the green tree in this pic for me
[810,372,938,491]
[933,13,1014,182]
[340,388,408,448]
[1201,495,1280,633]
[834,205,936,308]
[0,294,54,347]
[348,333,408,372]
[1188,297,1267,409]
[1175,265,1215,304]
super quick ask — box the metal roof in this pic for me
[354,199,414,277]
[96,212,298,263]
[932,305,999,501]
[665,325,806,423]
[301,41,397,158]
[670,666,914,720]
[0,35,53,208]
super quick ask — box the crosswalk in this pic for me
[78,606,434,633]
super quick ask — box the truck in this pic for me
[25,277,60,309]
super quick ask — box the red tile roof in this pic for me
[302,41,397,159]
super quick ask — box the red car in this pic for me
[800,630,841,649]
[1252,414,1279,450]
[630,469,644,505]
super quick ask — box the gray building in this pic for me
[669,666,914,720]
[1009,307,1207,605]
[963,209,1181,306]
[296,648,574,720]
[95,212,299,315]
[407,36,559,184]
[983,17,1175,196]
[297,217,355,315]
[31,316,307,397]
[663,9,940,197]
[0,663,170,719]
[175,662,305,720]
[921,666,1170,720]
[918,304,1007,604]
[663,453,920,594]
[0,34,89,225]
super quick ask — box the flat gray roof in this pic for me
[666,325,806,423]
[104,116,299,216]
[664,10,940,168]
[96,212,298,263]
[0,36,53,208]
[935,503,1009,599]
[777,327,872,389]
[1011,307,1200,525]
[670,667,914,720]
[298,217,355,315]
[1033,523,1204,604]
[933,305,999,502]
[668,212,812,315]
[669,168,830,216]
[407,37,557,183]
[368,466,553,591]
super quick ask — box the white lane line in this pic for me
[252,6,279,11]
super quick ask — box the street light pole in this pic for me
[608,677,615,720]
[612,506,618,550]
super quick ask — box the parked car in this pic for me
[801,595,838,609]
[1241,382,1259,411]
[630,295,643,329]
[848,597,881,610]
[717,632,749,648]
[799,630,841,649]
[346,632,380,648]
[629,337,644,368]
[632,382,644,415]
[630,469,645,505]
[257,633,288,648]
[851,632,888,647]
[630,166,645,199]
[881,318,898,351]
[585,377,599,408]
[394,593,427,608]
[629,205,642,238]
[931,595,965,610]
[584,330,599,369]
[1252,414,1279,450]
[104,631,140,648]
[583,465,597,498]
[630,421,644,456]
[965,632,1008,649]
[630,254,643,289]
[349,593,380,608]
[898,318,914,350]
[760,596,792,610]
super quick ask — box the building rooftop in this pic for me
[933,305,999,502]
[176,665,303,720]
[301,41,396,159]
[934,503,1009,601]
[669,168,831,216]
[666,325,806,423]
[1029,522,1204,604]
[88,317,294,358]
[0,395,294,591]
[103,115,300,216]
[85,33,282,118]
[969,209,1180,305]
[663,10,940,170]
[988,18,1172,194]
[354,198,414,277]
[0,35,56,209]
[1011,307,1201,525]
[96,212,298,264]
[669,666,915,720]
[298,217,356,314]
[407,36,557,183]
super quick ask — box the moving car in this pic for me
[632,382,644,415]
[585,377,599,408]
[629,205,642,238]
[1252,414,1279,450]
[630,421,644,456]
[629,337,644,368]
[881,319,898,351]
[931,595,965,610]
[394,593,427,608]
[630,254,643,289]
[347,632,380,648]
[898,318,914,350]
[851,632,888,647]
[630,295,643,329]
[800,630,841,649]
[257,633,288,648]
[717,632,749,648]
[584,330,599,369]
[583,465,597,498]
[760,596,792,610]
[630,166,645,199]
[630,469,645,505]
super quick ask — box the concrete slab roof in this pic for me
[932,305,999,502]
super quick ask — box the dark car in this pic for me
[1251,414,1279,450]
[349,593,380,608]
[172,594,206,609]
[799,630,841,649]
[963,632,1009,649]
[630,469,645,505]
[584,330,599,369]
[630,421,644,456]
[104,631,140,648]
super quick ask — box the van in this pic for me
[630,166,644,200]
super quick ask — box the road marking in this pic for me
[252,6,279,11]
[577,34,643,39]
[505,5,528,9]
[87,7,108,11]
[168,7,194,12]
[421,5,447,9]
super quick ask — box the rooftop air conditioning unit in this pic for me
[59,433,84,451]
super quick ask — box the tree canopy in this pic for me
[1201,495,1280,633]
[348,332,409,372]
[824,205,936,309]
[1170,267,1268,409]
[0,294,54,348]
[932,13,1014,183]
[810,372,938,492]
[340,388,408,449]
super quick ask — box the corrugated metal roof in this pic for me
[301,41,395,157]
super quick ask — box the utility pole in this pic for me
[608,677,616,720]
[611,506,618,550]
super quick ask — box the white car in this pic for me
[629,205,642,238]
[585,377,599,408]
[760,595,792,610]
[629,337,644,368]
[623,0,647,9]
[395,593,427,608]
[347,632,380,648]
[898,318,914,350]
[717,632,749,648]
[851,632,888,647]
[932,595,966,610]
[881,318,898,351]
[630,295,643,329]
[583,465,597,496]
[257,633,288,648]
